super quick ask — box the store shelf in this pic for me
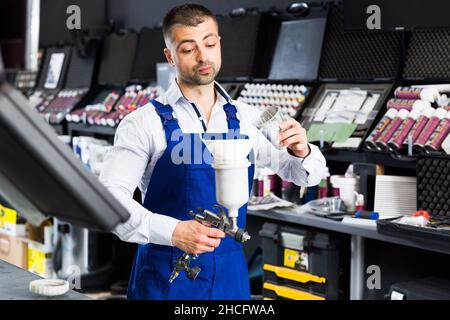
[67,122,117,137]
[63,122,419,169]
[247,208,450,256]
[321,149,417,169]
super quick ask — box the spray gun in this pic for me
[169,205,251,283]
[191,205,250,242]
[168,137,253,283]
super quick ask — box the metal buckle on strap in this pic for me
[161,112,174,124]
[225,107,238,120]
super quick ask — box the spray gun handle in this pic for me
[188,207,251,243]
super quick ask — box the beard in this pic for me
[182,62,219,86]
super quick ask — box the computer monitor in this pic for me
[0,66,130,232]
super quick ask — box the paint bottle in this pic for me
[386,99,415,111]
[408,106,435,143]
[387,99,430,112]
[354,193,365,212]
[424,110,450,152]
[414,108,448,150]
[268,173,282,197]
[387,106,424,150]
[257,171,264,197]
[318,167,330,199]
[364,108,398,150]
[394,86,440,102]
[376,109,409,150]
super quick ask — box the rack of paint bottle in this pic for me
[38,89,88,124]
[237,83,309,119]
[364,86,450,155]
[66,85,162,127]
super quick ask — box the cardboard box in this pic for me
[0,233,28,269]
[0,204,26,237]
[27,225,54,278]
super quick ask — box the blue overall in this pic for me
[127,98,255,300]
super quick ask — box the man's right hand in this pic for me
[171,220,226,254]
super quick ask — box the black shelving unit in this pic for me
[321,149,417,169]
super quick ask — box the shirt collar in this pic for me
[165,78,233,107]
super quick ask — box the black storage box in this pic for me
[254,5,328,81]
[217,9,262,81]
[388,277,450,300]
[40,41,100,125]
[362,28,450,157]
[297,2,402,151]
[66,32,138,134]
[319,4,402,82]
[300,83,392,150]
[130,27,166,83]
[260,222,349,300]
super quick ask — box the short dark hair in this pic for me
[162,4,218,43]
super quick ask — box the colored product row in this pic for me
[244,83,307,92]
[66,85,161,127]
[40,89,87,124]
[365,105,450,153]
[237,83,307,119]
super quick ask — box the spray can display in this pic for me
[386,99,430,111]
[410,106,436,143]
[364,108,398,150]
[414,108,447,149]
[387,107,423,150]
[387,99,415,111]
[376,109,409,150]
[394,86,440,102]
[424,111,450,152]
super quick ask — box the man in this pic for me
[100,4,326,300]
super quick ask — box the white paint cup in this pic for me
[255,106,286,149]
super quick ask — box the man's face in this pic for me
[164,17,221,86]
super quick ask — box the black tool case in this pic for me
[300,82,393,151]
[253,3,328,82]
[362,27,450,159]
[67,32,138,133]
[28,46,72,133]
[377,154,450,247]
[296,3,402,151]
[403,29,450,81]
[217,8,263,82]
[220,5,328,123]
[130,26,166,84]
[35,46,73,92]
[63,40,100,91]
[42,41,100,125]
[387,277,450,300]
[30,46,72,107]
[259,222,349,300]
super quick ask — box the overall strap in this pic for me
[222,102,241,132]
[151,99,180,142]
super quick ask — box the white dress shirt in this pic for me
[99,79,327,246]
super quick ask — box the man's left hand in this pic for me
[279,119,310,158]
